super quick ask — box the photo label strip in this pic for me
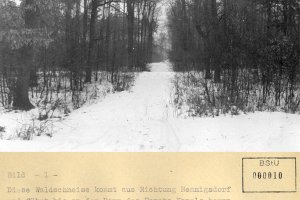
[0,153,299,200]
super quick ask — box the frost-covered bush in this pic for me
[15,118,53,140]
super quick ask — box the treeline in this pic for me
[168,0,300,115]
[0,0,160,111]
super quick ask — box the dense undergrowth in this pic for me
[171,70,300,117]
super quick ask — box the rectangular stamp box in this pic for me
[242,157,297,193]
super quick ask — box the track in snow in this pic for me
[41,62,179,151]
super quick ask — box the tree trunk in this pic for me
[13,0,36,110]
[282,0,288,35]
[266,0,272,39]
[73,0,81,89]
[105,2,111,71]
[14,51,34,110]
[86,0,98,83]
[127,0,134,69]
[82,0,88,65]
[211,0,221,83]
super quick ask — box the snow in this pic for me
[0,109,38,140]
[0,62,300,152]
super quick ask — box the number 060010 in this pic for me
[253,172,283,180]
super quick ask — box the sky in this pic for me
[155,0,169,40]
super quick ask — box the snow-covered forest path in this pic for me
[50,62,179,151]
[1,61,300,152]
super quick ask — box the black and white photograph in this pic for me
[0,0,299,151]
